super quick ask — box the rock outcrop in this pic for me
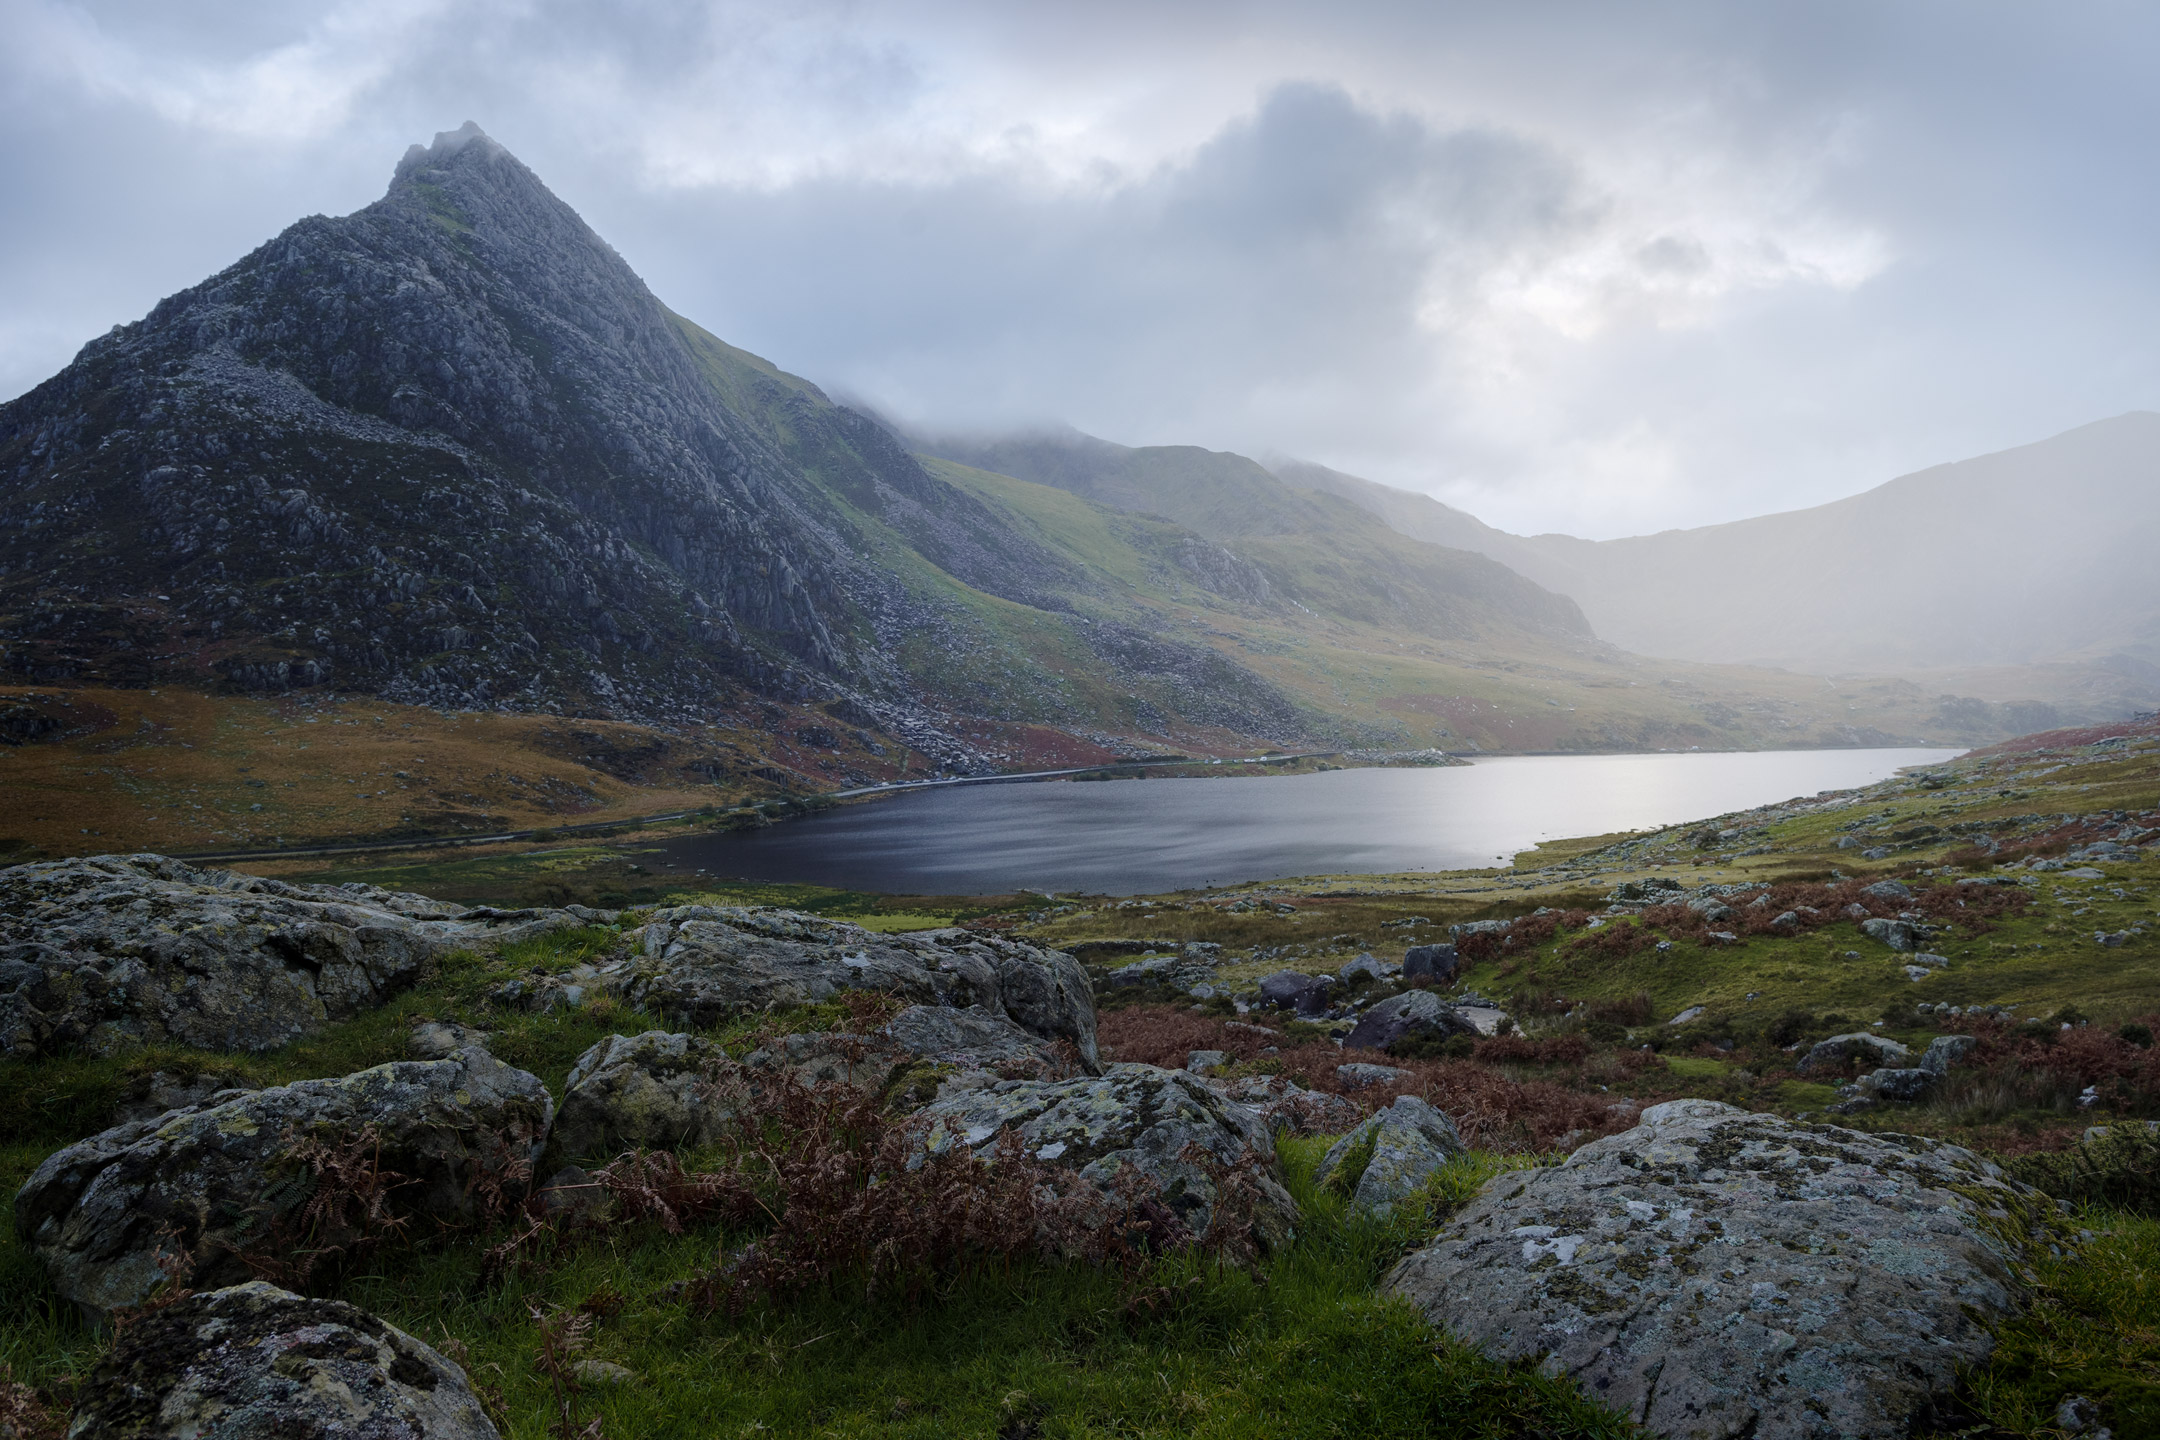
[915,1064,1297,1247]
[1318,1095,1465,1216]
[541,1030,732,1171]
[16,1048,550,1316]
[68,1282,499,1439]
[623,907,1099,1069]
[1385,1099,2041,1439]
[0,854,584,1057]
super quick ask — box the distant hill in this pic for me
[1278,415,2160,684]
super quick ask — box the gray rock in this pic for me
[542,1030,731,1170]
[1908,952,1948,970]
[1105,955,1179,986]
[1319,1095,1465,1216]
[1344,990,1478,1052]
[1401,943,1459,983]
[1610,878,1684,903]
[885,1003,1073,1076]
[622,907,1099,1071]
[1797,1032,1912,1074]
[914,1063,1298,1247]
[1385,1099,2038,1440]
[2062,867,2108,879]
[1257,970,1333,1015]
[1860,916,1919,951]
[1337,953,1395,983]
[1336,1061,1410,1089]
[408,1020,490,1060]
[743,1030,913,1091]
[68,1281,500,1439]
[1861,847,1892,860]
[1855,1066,1936,1102]
[1861,880,1913,901]
[1920,1034,1979,1075]
[1453,1004,1515,1037]
[1666,1006,1706,1027]
[1186,1049,1230,1076]
[575,1360,636,1386]
[1213,1074,1366,1136]
[15,1048,551,1317]
[111,1070,256,1127]
[0,854,587,1058]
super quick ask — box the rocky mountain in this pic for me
[1279,415,2160,687]
[0,125,1638,766]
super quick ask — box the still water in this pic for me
[656,747,1962,896]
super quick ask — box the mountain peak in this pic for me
[396,120,506,177]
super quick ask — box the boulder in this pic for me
[1338,953,1395,983]
[1319,1095,1465,1216]
[15,1048,551,1317]
[1861,880,1913,901]
[408,1020,489,1060]
[1336,1062,1410,1089]
[541,1030,732,1170]
[1214,1074,1366,1136]
[0,854,589,1057]
[1343,990,1478,1052]
[915,1063,1298,1247]
[621,906,1098,1070]
[1104,956,1179,987]
[1186,1050,1230,1076]
[884,1003,1074,1076]
[1854,1067,1936,1102]
[1686,897,1735,923]
[68,1281,499,1440]
[1401,943,1459,983]
[1385,1099,2039,1440]
[111,1070,256,1127]
[1610,878,1684,903]
[1920,1034,1979,1075]
[1257,970,1333,1015]
[1859,917,1919,951]
[1796,1032,1912,1074]
[743,1030,913,1091]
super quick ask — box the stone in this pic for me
[1768,910,1798,931]
[1908,952,1948,970]
[1861,880,1913,901]
[1213,1075,1365,1136]
[1453,1004,1515,1037]
[914,1063,1298,1247]
[1796,1032,1912,1074]
[1860,917,1919,952]
[1666,1006,1706,1027]
[1686,896,1734,923]
[1257,970,1333,1015]
[408,1020,490,1060]
[621,907,1099,1071]
[1186,1049,1230,1076]
[2062,867,2108,879]
[0,854,587,1058]
[1343,990,1479,1052]
[884,1004,1074,1076]
[1336,1062,1410,1089]
[1401,943,1459,983]
[1920,1034,1979,1075]
[1319,1096,1465,1216]
[1337,953,1395,983]
[15,1048,552,1317]
[574,1360,636,1386]
[67,1282,500,1439]
[1861,847,1892,860]
[743,1030,914,1091]
[1384,1099,2039,1440]
[535,1165,605,1220]
[541,1030,732,1170]
[1610,878,1684,903]
[1105,956,1179,986]
[1854,1067,1936,1102]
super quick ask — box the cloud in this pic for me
[1,1,2156,538]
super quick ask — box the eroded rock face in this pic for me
[541,1030,732,1170]
[15,1048,551,1317]
[1319,1095,1465,1216]
[68,1282,499,1440]
[0,854,587,1057]
[622,907,1098,1070]
[1385,1099,2038,1440]
[915,1063,1297,1246]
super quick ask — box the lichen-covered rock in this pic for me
[540,1030,731,1170]
[68,1282,499,1439]
[0,854,586,1057]
[1318,1095,1465,1215]
[1385,1099,2040,1439]
[1795,1031,1911,1074]
[884,1003,1076,1076]
[915,1063,1297,1247]
[1920,1033,1978,1074]
[622,907,1098,1070]
[408,1021,490,1060]
[15,1048,551,1317]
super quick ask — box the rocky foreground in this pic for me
[0,854,2089,1438]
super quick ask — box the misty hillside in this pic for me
[1280,416,2160,684]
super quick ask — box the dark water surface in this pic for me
[656,747,1961,896]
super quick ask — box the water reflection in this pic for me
[657,748,1961,895]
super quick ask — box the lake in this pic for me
[656,747,1962,896]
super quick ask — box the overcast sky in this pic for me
[4,1,2157,537]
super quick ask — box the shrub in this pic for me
[2004,1125,2160,1214]
[2122,1023,2155,1049]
